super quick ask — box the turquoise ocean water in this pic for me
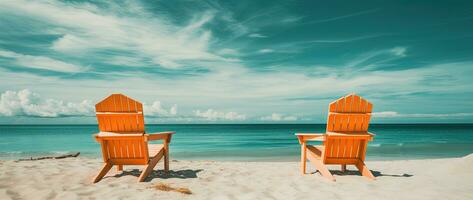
[0,124,472,161]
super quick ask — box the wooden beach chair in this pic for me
[93,94,175,183]
[295,94,375,181]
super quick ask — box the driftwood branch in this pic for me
[18,152,80,161]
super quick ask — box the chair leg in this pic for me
[116,165,123,172]
[301,143,307,174]
[93,162,113,183]
[138,149,164,182]
[355,161,375,180]
[341,164,347,173]
[164,149,169,172]
[307,150,335,181]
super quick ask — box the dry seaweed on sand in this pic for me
[150,183,192,195]
[17,152,80,161]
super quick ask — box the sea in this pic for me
[0,124,472,161]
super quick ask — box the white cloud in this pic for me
[259,49,274,53]
[193,109,246,121]
[373,111,473,118]
[0,89,183,118]
[0,89,93,117]
[0,50,83,72]
[260,113,298,121]
[144,101,178,117]
[0,0,236,69]
[248,33,267,38]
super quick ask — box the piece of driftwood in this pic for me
[18,152,80,161]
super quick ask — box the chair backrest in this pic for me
[323,94,373,164]
[95,94,145,133]
[326,94,373,133]
[96,134,149,165]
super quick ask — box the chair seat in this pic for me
[148,144,164,158]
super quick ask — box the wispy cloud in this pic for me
[305,34,386,44]
[216,5,302,45]
[0,0,234,69]
[257,34,386,55]
[291,46,409,78]
[258,49,275,54]
[281,16,303,23]
[217,48,240,56]
[305,8,379,25]
[390,47,407,57]
[248,33,267,38]
[0,1,472,123]
[0,50,84,72]
[344,46,408,69]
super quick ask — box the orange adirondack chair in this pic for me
[93,94,175,183]
[295,94,375,181]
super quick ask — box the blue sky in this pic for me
[0,0,472,124]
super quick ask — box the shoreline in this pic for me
[1,153,472,162]
[1,154,472,199]
[1,151,472,162]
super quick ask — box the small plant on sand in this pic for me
[150,183,192,195]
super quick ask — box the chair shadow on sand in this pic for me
[112,169,204,182]
[312,170,413,178]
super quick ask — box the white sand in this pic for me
[1,155,472,200]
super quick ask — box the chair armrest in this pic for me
[145,131,175,142]
[295,133,325,136]
[94,134,101,142]
[295,133,325,144]
[367,132,375,140]
[326,131,375,141]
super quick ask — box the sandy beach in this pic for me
[0,154,472,200]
